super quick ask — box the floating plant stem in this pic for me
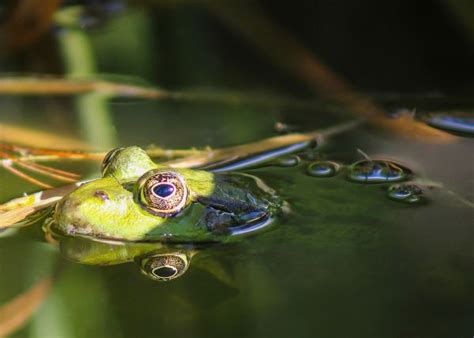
[168,119,362,170]
[2,163,53,189]
[13,161,78,183]
[421,113,474,137]
[0,149,80,187]
[0,183,84,229]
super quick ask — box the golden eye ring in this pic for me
[137,252,190,281]
[137,170,189,217]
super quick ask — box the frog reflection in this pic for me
[56,234,197,281]
[48,146,282,280]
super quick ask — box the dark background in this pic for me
[1,0,473,95]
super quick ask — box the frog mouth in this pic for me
[197,196,275,237]
[227,210,275,236]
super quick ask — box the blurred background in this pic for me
[1,0,473,93]
[1,0,473,148]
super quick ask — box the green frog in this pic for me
[47,146,283,281]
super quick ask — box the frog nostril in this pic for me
[94,190,110,201]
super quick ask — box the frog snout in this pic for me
[53,192,104,236]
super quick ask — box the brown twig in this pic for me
[0,183,81,228]
[2,163,53,189]
[0,77,173,98]
[20,161,81,179]
[14,161,78,183]
[165,119,362,168]
[0,143,207,165]
[0,76,356,117]
[0,149,79,187]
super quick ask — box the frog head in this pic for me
[51,146,280,243]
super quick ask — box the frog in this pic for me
[46,146,284,281]
[3,127,422,282]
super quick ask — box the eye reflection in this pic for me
[137,252,190,281]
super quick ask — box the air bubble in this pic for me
[307,161,340,177]
[387,183,425,204]
[347,160,411,183]
[274,155,301,167]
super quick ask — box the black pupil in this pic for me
[154,266,177,278]
[153,183,175,198]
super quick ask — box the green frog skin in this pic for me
[51,146,281,243]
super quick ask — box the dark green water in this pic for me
[0,105,473,338]
[1,2,474,337]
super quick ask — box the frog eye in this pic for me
[137,253,190,281]
[137,170,189,217]
[101,147,124,174]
